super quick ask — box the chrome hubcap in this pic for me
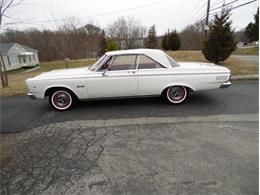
[169,87,185,101]
[53,92,71,108]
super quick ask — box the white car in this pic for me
[26,49,231,111]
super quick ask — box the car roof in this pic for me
[105,49,172,68]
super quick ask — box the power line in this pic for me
[187,0,227,27]
[210,0,225,8]
[229,0,257,10]
[5,0,189,24]
[190,12,206,26]
[184,1,207,24]
[210,0,239,11]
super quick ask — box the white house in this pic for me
[0,43,39,71]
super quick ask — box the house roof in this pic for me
[0,43,14,55]
[0,43,38,55]
[19,44,38,53]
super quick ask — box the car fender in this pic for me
[44,84,79,99]
[162,82,196,92]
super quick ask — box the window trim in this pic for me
[91,55,108,72]
[96,54,138,72]
[136,54,167,70]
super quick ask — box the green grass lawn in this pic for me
[233,47,259,55]
[39,59,96,72]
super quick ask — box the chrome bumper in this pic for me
[220,81,232,88]
[27,93,36,100]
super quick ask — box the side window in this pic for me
[109,55,137,71]
[138,55,165,69]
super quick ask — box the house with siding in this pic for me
[0,43,39,71]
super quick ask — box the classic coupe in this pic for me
[26,49,231,111]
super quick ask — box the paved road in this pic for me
[1,81,259,133]
[232,55,259,64]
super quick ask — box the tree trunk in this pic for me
[0,55,8,88]
[0,67,6,88]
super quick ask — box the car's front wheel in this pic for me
[165,86,188,104]
[49,89,75,111]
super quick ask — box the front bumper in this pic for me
[27,93,37,100]
[220,81,232,88]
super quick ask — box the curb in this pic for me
[231,75,259,81]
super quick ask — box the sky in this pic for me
[1,0,259,35]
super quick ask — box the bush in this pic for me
[145,25,157,48]
[161,30,180,51]
[106,39,118,51]
[99,30,107,56]
[202,10,236,64]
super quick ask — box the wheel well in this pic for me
[161,85,193,96]
[44,87,78,99]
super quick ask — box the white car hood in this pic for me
[32,67,89,80]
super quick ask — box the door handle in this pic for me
[128,71,136,74]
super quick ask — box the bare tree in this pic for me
[0,23,103,62]
[52,17,102,63]
[82,22,101,58]
[180,25,203,50]
[107,16,146,49]
[0,0,23,87]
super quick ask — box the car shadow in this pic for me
[75,92,217,109]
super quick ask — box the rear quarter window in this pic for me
[138,55,165,69]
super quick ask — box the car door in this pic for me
[136,55,168,96]
[87,54,138,98]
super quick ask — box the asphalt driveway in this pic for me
[0,81,258,194]
[0,81,259,133]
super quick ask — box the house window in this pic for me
[29,55,31,62]
[33,54,36,61]
[8,55,20,66]
[7,56,11,66]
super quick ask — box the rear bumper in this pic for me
[27,93,37,100]
[220,81,232,88]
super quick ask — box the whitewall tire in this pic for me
[166,86,188,104]
[49,89,74,111]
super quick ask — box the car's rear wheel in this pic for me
[49,89,74,111]
[165,86,188,104]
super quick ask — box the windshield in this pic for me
[165,54,180,67]
[89,55,107,71]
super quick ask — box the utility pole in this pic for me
[204,0,211,39]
